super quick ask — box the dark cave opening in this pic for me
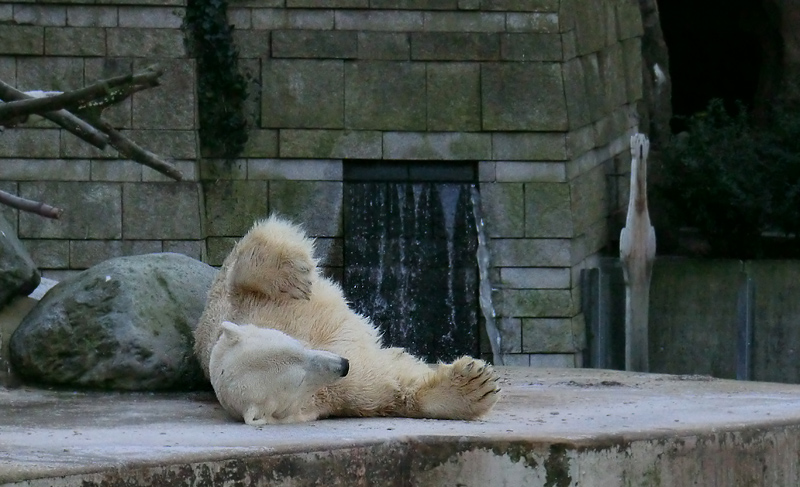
[659,0,782,129]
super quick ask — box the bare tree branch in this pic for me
[90,118,183,181]
[0,65,163,122]
[0,189,63,219]
[0,80,109,149]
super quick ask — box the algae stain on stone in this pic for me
[544,444,572,487]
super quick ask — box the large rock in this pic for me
[0,214,40,308]
[9,253,216,391]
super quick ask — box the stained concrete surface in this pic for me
[3,368,800,486]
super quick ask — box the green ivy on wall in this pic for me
[183,0,248,160]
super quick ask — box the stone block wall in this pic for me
[0,0,203,281]
[0,0,644,367]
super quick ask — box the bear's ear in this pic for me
[220,321,242,343]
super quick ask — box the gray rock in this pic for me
[9,253,216,391]
[0,214,40,309]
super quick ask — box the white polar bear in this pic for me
[194,215,500,425]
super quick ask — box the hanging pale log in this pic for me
[619,133,657,372]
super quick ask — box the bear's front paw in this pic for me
[416,356,500,420]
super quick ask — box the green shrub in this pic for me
[658,98,800,258]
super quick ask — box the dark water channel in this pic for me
[342,163,480,363]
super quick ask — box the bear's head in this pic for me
[209,321,349,425]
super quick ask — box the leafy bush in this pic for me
[657,98,800,258]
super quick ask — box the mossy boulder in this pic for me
[9,253,216,391]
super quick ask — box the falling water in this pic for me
[343,182,479,363]
[470,186,504,366]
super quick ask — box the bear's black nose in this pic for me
[340,358,350,377]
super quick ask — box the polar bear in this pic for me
[194,215,500,425]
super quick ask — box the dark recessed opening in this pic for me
[659,0,782,128]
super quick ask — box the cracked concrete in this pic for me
[3,367,800,486]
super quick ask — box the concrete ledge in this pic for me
[4,368,800,486]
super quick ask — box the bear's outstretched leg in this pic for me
[411,356,500,420]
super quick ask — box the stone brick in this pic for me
[383,132,491,160]
[491,133,567,161]
[206,237,237,266]
[163,240,205,261]
[423,11,505,32]
[0,182,18,235]
[232,30,269,58]
[84,58,133,129]
[233,0,282,6]
[567,123,596,158]
[616,3,643,40]
[501,267,570,289]
[126,129,197,158]
[0,5,11,21]
[118,6,183,28]
[132,59,195,130]
[0,26,42,55]
[122,182,202,239]
[0,159,90,181]
[91,160,142,182]
[576,53,607,123]
[522,318,575,352]
[288,0,368,6]
[280,130,382,159]
[60,130,118,159]
[529,353,575,367]
[427,63,480,131]
[371,0,457,8]
[495,161,566,183]
[269,181,342,237]
[501,33,561,61]
[66,6,118,27]
[599,43,627,110]
[357,32,409,60]
[263,60,344,129]
[45,27,105,56]
[142,161,197,182]
[506,13,559,33]
[69,239,163,269]
[22,239,70,269]
[569,0,607,56]
[199,159,247,180]
[570,217,608,265]
[500,354,530,366]
[252,9,334,30]
[0,57,15,85]
[238,58,261,132]
[561,56,590,128]
[344,62,425,130]
[478,161,496,182]
[525,182,573,238]
[621,37,643,103]
[490,238,570,267]
[480,183,523,238]
[107,29,185,57]
[19,182,122,239]
[242,130,279,158]
[203,180,268,236]
[0,129,60,158]
[569,163,608,235]
[14,4,66,26]
[248,159,343,181]
[561,29,577,60]
[493,288,574,317]
[16,57,84,92]
[335,10,422,31]
[272,30,358,59]
[227,8,251,29]
[480,0,558,11]
[411,32,499,61]
[458,0,481,9]
[491,317,521,353]
[482,63,568,131]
